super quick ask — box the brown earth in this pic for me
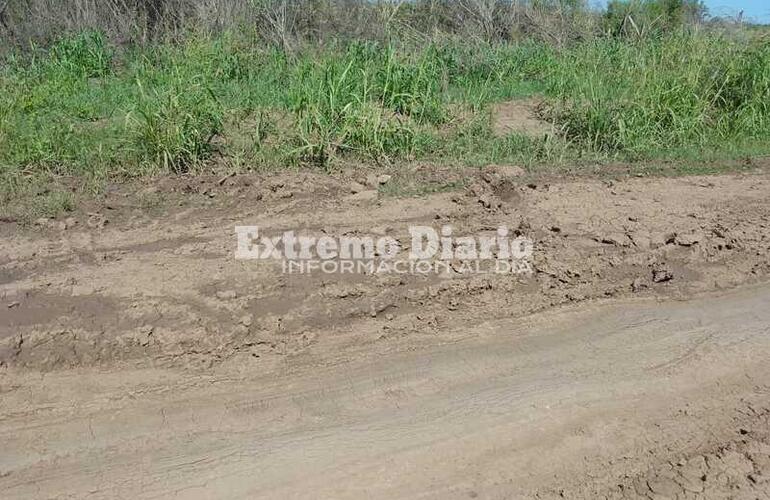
[1,167,769,498]
[491,98,554,137]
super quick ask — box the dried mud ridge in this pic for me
[1,169,769,371]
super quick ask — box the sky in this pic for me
[703,0,770,23]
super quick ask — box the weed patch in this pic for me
[1,29,769,195]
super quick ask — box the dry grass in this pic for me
[0,0,604,49]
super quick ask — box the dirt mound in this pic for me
[1,170,769,371]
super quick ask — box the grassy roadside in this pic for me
[1,30,769,220]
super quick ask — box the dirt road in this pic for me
[2,285,770,499]
[1,169,770,498]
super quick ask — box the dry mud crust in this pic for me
[608,419,770,500]
[0,171,769,370]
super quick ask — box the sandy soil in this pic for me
[1,168,769,498]
[492,98,554,137]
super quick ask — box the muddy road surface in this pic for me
[1,169,770,498]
